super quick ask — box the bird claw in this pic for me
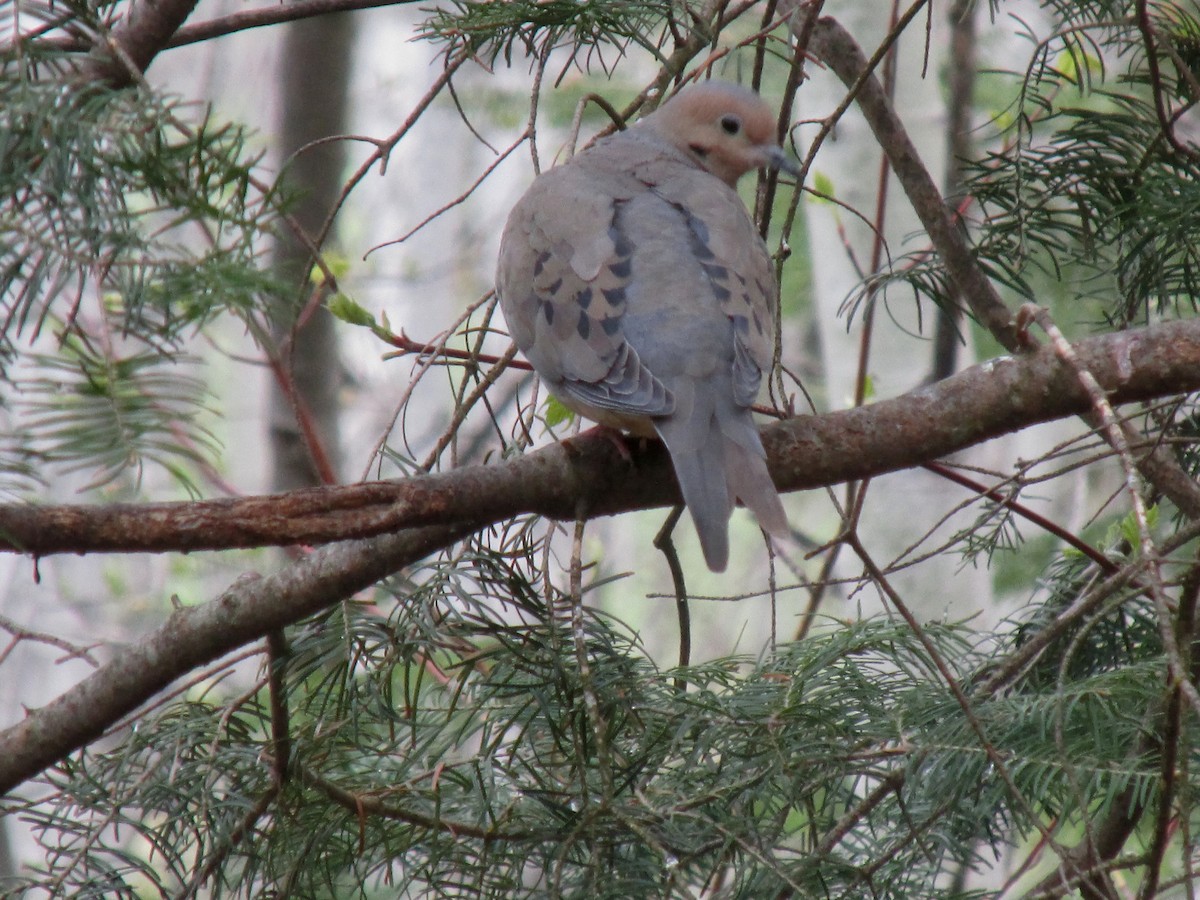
[563,424,636,463]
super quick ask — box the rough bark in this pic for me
[0,317,1195,556]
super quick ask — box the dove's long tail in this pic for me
[659,435,734,572]
[723,430,788,539]
[721,391,789,562]
[656,387,785,572]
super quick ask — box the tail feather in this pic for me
[654,384,733,572]
[655,381,787,572]
[724,436,788,538]
[716,393,786,540]
[664,443,733,572]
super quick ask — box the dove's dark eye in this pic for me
[719,115,741,135]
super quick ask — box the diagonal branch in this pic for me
[11,0,419,57]
[802,13,1020,349]
[0,521,476,796]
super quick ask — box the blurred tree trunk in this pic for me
[932,0,978,381]
[269,16,357,489]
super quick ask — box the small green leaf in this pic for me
[1053,48,1102,86]
[1119,504,1158,546]
[327,293,376,328]
[102,291,125,314]
[544,395,575,428]
[811,171,835,202]
[310,252,351,286]
[990,107,1017,134]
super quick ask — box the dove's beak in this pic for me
[763,145,801,177]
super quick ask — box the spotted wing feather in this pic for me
[497,161,673,422]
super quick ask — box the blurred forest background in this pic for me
[2,0,1200,896]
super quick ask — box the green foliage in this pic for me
[419,0,676,69]
[328,293,381,330]
[0,47,282,492]
[4,0,1200,896]
[543,394,576,428]
[966,5,1200,325]
[16,334,219,494]
[0,82,276,343]
[3,545,1178,897]
[867,3,1200,332]
[970,92,1200,322]
[1013,554,1162,688]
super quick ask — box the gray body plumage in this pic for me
[496,83,789,571]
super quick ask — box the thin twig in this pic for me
[266,630,291,787]
[797,9,1020,350]
[921,461,1117,573]
[295,761,545,841]
[381,329,529,371]
[0,614,100,668]
[849,534,1071,859]
[179,784,280,899]
[565,93,629,159]
[366,128,531,255]
[569,510,612,801]
[653,505,690,688]
[1135,0,1200,163]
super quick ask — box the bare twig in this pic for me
[921,461,1117,573]
[295,760,546,841]
[653,505,691,687]
[568,512,612,800]
[0,614,99,668]
[849,535,1070,859]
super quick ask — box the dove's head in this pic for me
[646,81,796,187]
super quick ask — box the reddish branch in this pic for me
[16,0,417,58]
[922,462,1118,574]
[0,317,1197,557]
[383,330,532,371]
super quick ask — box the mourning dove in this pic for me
[497,81,792,572]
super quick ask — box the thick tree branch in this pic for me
[0,522,476,796]
[4,317,1193,796]
[165,0,413,48]
[0,318,1197,556]
[82,0,201,87]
